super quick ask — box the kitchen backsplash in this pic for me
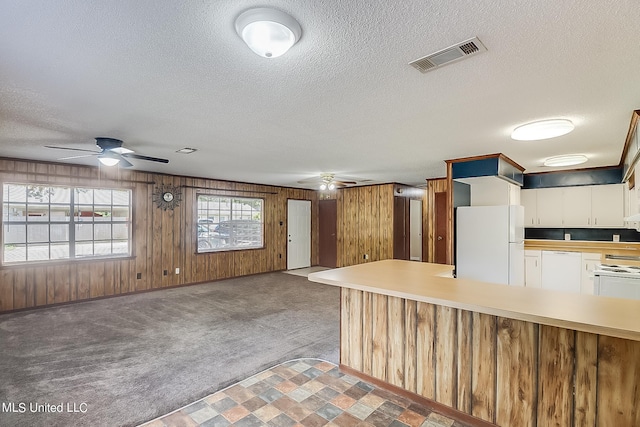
[525,228,640,242]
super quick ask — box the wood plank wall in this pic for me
[0,158,318,313]
[425,178,449,263]
[341,288,640,426]
[330,184,395,268]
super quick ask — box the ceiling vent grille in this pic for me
[409,37,486,74]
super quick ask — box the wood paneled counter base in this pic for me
[308,260,640,427]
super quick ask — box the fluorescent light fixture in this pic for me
[511,119,575,141]
[235,8,302,58]
[543,154,588,167]
[98,151,120,166]
[176,147,197,154]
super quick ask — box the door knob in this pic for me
[437,236,443,240]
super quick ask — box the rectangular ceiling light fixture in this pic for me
[409,37,487,73]
[176,147,197,154]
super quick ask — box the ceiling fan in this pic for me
[45,137,169,168]
[297,173,366,190]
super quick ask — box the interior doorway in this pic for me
[318,199,337,268]
[287,199,311,270]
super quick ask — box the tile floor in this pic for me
[140,359,470,427]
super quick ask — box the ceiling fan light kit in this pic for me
[98,151,121,166]
[235,7,302,58]
[511,119,575,141]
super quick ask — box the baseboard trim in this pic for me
[339,364,497,427]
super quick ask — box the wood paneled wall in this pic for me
[341,288,640,426]
[425,178,450,263]
[0,158,318,313]
[334,184,395,268]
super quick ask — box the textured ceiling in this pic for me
[1,0,639,188]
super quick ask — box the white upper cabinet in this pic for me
[522,184,624,228]
[521,189,537,226]
[536,187,564,227]
[562,186,591,227]
[461,176,521,206]
[591,184,624,227]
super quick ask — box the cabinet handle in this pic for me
[595,218,598,225]
[588,218,590,225]
[537,218,540,225]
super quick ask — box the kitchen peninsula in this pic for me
[308,260,640,426]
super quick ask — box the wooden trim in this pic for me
[498,153,525,172]
[446,162,454,264]
[618,110,640,168]
[339,364,497,427]
[444,153,525,173]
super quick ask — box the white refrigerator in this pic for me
[456,205,525,286]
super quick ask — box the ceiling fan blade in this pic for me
[58,154,99,160]
[336,181,357,185]
[45,145,101,154]
[118,157,134,168]
[122,153,169,163]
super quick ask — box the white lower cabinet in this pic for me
[541,251,582,293]
[524,250,541,288]
[581,252,602,295]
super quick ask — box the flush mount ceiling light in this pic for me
[235,8,302,58]
[511,119,575,141]
[543,154,588,167]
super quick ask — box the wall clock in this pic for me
[152,184,182,210]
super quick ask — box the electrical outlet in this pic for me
[136,273,142,280]
[163,270,168,276]
[175,267,180,274]
[564,233,571,241]
[363,254,369,260]
[613,234,620,242]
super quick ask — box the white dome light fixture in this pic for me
[235,8,302,58]
[511,119,575,141]
[98,151,120,167]
[543,154,588,168]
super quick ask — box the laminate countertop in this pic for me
[308,259,640,342]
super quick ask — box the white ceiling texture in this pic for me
[1,1,639,188]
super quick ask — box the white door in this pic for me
[409,199,422,261]
[287,200,311,270]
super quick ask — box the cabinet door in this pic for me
[524,251,541,288]
[536,188,563,227]
[520,189,537,227]
[581,252,601,295]
[563,186,591,227]
[591,184,624,227]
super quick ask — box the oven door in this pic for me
[594,273,640,300]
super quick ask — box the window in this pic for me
[197,195,263,252]
[2,183,132,264]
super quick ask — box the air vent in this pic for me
[409,37,486,74]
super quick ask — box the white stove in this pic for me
[593,264,640,300]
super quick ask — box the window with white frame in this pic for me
[197,195,263,252]
[2,183,132,264]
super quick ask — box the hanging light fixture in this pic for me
[511,119,575,141]
[98,151,121,167]
[235,8,302,58]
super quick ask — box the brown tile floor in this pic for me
[139,359,471,427]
